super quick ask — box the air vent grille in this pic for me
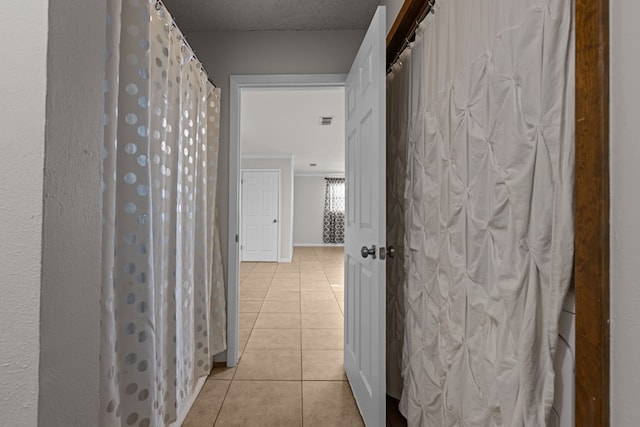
[320,116,334,126]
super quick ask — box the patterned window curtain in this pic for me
[322,178,345,244]
[100,1,225,426]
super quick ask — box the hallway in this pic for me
[183,246,364,426]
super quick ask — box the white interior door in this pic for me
[344,6,386,426]
[241,170,279,262]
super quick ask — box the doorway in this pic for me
[219,74,364,425]
[227,74,348,366]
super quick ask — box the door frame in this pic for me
[574,1,609,424]
[227,74,347,366]
[240,168,281,262]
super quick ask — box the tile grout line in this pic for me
[299,251,305,426]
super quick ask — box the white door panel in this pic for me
[241,170,278,262]
[344,6,386,427]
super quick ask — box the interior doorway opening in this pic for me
[227,74,348,367]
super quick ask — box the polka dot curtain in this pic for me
[101,1,225,426]
[387,0,575,425]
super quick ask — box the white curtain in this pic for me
[385,47,412,401]
[101,0,225,425]
[388,0,575,425]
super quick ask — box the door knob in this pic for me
[273,219,277,223]
[361,245,377,259]
[388,246,396,258]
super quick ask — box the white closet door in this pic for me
[343,6,386,427]
[241,170,279,262]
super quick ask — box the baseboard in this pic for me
[294,243,345,247]
[169,375,207,427]
[278,257,293,263]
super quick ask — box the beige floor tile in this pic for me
[301,299,341,314]
[269,282,301,292]
[301,292,338,302]
[300,281,333,293]
[336,293,345,312]
[252,263,278,272]
[330,283,344,291]
[209,363,236,380]
[239,328,252,351]
[215,381,302,427]
[276,264,299,273]
[239,289,267,301]
[301,313,343,329]
[302,381,364,427]
[254,313,301,329]
[242,274,273,284]
[240,300,262,313]
[324,269,344,276]
[245,328,301,349]
[264,291,300,302]
[302,329,343,349]
[240,281,271,292]
[260,299,301,313]
[300,273,328,281]
[240,262,257,274]
[272,272,300,281]
[245,270,274,279]
[183,379,230,427]
[239,312,258,329]
[299,263,324,271]
[302,350,347,381]
[235,349,302,380]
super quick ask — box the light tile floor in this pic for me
[184,246,364,427]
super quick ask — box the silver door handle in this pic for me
[388,246,396,258]
[361,245,376,259]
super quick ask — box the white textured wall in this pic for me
[241,157,294,261]
[611,1,640,425]
[293,176,328,245]
[379,0,405,34]
[186,29,365,276]
[38,0,105,424]
[0,3,49,425]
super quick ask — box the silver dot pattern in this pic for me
[101,0,225,425]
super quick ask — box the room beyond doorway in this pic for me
[227,74,348,367]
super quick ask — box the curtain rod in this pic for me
[155,0,217,88]
[386,0,436,73]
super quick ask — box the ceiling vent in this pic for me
[320,116,334,126]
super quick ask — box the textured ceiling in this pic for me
[241,87,345,174]
[162,0,380,32]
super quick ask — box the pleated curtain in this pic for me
[386,0,575,425]
[100,0,225,425]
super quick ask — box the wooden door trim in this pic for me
[386,1,611,425]
[575,0,610,424]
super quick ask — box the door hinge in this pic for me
[235,234,239,243]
